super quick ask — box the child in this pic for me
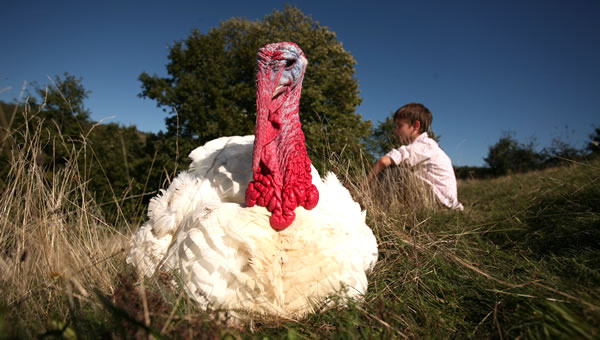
[369,103,464,210]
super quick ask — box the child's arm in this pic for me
[368,155,393,181]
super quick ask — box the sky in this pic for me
[1,0,599,166]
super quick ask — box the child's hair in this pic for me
[393,103,432,133]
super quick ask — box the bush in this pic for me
[484,132,545,176]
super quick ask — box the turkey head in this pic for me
[245,42,319,230]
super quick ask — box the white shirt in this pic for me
[385,133,464,210]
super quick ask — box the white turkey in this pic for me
[127,42,378,318]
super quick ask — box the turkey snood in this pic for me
[245,42,319,230]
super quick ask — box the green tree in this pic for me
[0,100,20,187]
[368,116,399,157]
[586,127,600,156]
[138,6,371,171]
[33,73,91,130]
[36,73,92,171]
[484,132,544,176]
[83,122,158,223]
[541,137,583,167]
[368,115,441,158]
[1,75,160,224]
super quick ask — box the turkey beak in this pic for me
[272,84,285,99]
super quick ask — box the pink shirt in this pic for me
[385,133,464,210]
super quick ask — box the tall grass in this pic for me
[1,101,599,338]
[0,103,129,337]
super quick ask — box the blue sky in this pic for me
[1,0,598,166]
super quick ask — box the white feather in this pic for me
[127,135,378,318]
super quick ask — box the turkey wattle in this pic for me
[127,42,378,318]
[245,42,318,230]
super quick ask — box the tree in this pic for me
[541,136,583,167]
[138,6,371,171]
[33,73,91,130]
[83,122,158,223]
[0,101,19,187]
[586,127,600,156]
[368,116,399,158]
[368,115,441,158]
[23,73,92,169]
[484,132,544,176]
[0,75,161,224]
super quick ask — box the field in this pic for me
[1,117,599,339]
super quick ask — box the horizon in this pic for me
[1,0,599,166]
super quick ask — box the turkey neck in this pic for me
[245,43,319,231]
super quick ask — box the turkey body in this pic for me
[127,135,379,317]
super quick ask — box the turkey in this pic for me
[127,42,378,318]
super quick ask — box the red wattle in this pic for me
[245,42,319,231]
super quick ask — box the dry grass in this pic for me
[0,103,129,336]
[1,101,599,338]
[0,101,444,337]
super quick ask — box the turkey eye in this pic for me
[285,59,296,68]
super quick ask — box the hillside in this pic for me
[0,118,598,338]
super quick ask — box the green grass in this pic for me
[1,109,599,338]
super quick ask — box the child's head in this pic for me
[393,103,432,143]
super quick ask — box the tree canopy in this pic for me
[1,74,158,224]
[138,6,371,171]
[587,127,600,156]
[368,115,441,159]
[34,73,91,122]
[368,116,400,158]
[484,132,545,176]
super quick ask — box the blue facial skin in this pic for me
[281,48,304,88]
[270,46,306,92]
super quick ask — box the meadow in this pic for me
[1,107,599,339]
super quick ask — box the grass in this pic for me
[0,106,130,338]
[1,105,599,338]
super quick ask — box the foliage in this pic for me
[484,131,545,176]
[454,165,495,180]
[0,75,164,225]
[32,73,91,122]
[81,122,159,223]
[5,74,92,171]
[0,106,128,336]
[368,114,441,158]
[367,116,399,157]
[587,127,600,155]
[3,117,600,338]
[0,100,18,130]
[138,5,371,172]
[483,129,596,177]
[541,136,585,167]
[0,101,19,187]
[4,6,600,336]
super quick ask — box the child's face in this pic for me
[394,119,420,144]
